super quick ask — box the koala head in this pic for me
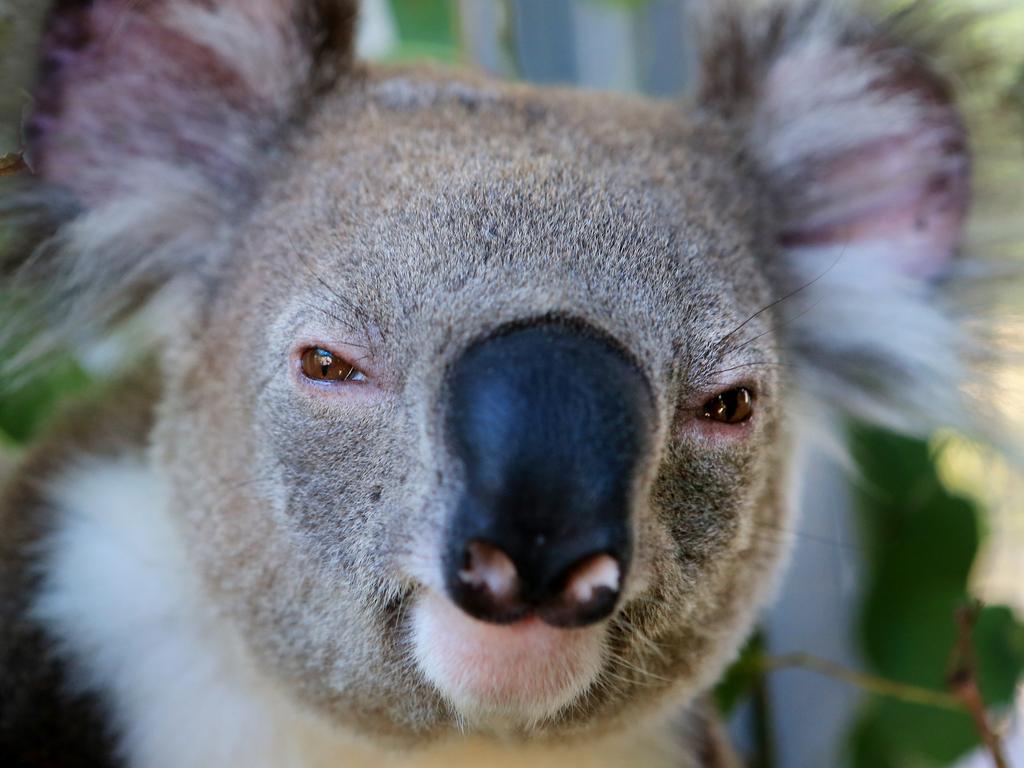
[5,0,977,746]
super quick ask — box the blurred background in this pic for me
[2,1,1023,766]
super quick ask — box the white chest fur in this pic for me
[30,456,686,768]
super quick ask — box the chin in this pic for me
[410,590,609,731]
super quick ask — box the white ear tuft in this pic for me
[695,0,1007,438]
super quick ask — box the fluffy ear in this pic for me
[696,0,977,434]
[2,0,357,365]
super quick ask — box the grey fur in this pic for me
[0,0,1003,763]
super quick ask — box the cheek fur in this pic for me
[649,440,762,571]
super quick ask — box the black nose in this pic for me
[443,322,655,628]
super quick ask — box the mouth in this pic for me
[410,589,607,725]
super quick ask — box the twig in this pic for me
[750,604,1014,768]
[755,652,966,712]
[948,603,1010,768]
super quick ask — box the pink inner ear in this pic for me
[761,40,971,282]
[27,0,268,205]
[778,127,969,280]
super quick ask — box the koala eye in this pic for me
[702,387,754,424]
[299,347,368,383]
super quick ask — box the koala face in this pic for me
[160,76,787,736]
[6,0,975,750]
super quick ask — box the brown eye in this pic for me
[702,387,754,424]
[299,347,368,383]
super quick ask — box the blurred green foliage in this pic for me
[715,633,768,717]
[849,428,1024,767]
[0,356,91,446]
[714,429,1024,767]
[0,15,12,52]
[385,0,459,62]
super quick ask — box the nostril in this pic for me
[538,553,623,629]
[445,539,531,624]
[563,553,620,606]
[446,541,625,627]
[459,540,519,600]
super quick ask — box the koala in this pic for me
[0,0,990,766]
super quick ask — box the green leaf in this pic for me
[973,605,1024,706]
[715,632,766,715]
[847,426,1024,766]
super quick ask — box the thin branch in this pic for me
[948,603,1010,768]
[755,652,965,712]
[753,606,1015,768]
